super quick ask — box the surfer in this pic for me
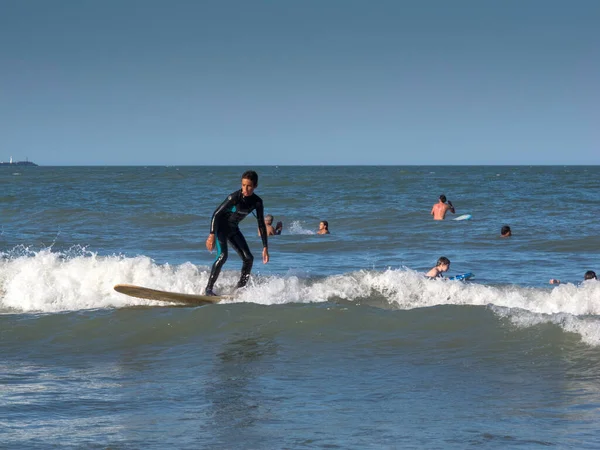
[431,195,455,220]
[317,220,330,235]
[501,225,512,237]
[550,270,597,285]
[426,257,451,278]
[258,214,283,236]
[204,170,269,296]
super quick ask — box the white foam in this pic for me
[491,306,600,347]
[0,248,211,312]
[2,252,600,345]
[287,220,316,235]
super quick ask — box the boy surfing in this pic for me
[204,170,269,296]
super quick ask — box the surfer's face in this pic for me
[241,178,256,197]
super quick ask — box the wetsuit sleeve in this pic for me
[209,194,236,234]
[255,200,268,248]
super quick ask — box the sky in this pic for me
[1,0,598,165]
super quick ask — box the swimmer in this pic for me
[550,270,597,285]
[431,195,455,220]
[317,220,330,235]
[426,256,451,278]
[259,214,283,236]
[501,225,512,237]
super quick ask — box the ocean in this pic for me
[1,165,600,449]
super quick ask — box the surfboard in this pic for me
[448,273,474,281]
[453,214,472,221]
[114,284,231,305]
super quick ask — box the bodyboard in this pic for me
[453,214,472,221]
[448,273,474,281]
[114,284,231,305]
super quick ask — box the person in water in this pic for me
[550,270,597,285]
[258,214,283,236]
[431,195,455,220]
[317,220,330,234]
[426,256,451,278]
[501,225,512,237]
[204,170,269,296]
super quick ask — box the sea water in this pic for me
[1,166,600,448]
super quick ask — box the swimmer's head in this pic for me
[439,195,447,203]
[436,256,450,267]
[265,214,273,224]
[584,270,597,280]
[501,225,512,237]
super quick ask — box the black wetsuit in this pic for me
[205,190,268,292]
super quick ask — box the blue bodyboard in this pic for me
[448,273,474,281]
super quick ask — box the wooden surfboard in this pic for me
[114,284,231,305]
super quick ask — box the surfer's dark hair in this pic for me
[501,225,512,236]
[584,270,597,280]
[439,195,447,202]
[242,170,258,187]
[437,256,450,266]
[321,220,329,230]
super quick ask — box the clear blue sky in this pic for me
[1,0,598,165]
